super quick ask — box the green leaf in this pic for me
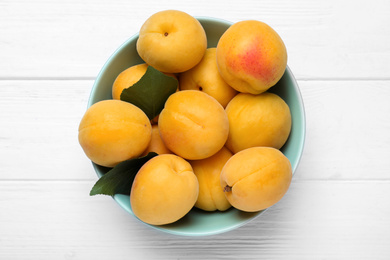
[90,152,158,196]
[120,66,178,120]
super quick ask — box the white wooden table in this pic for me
[1,0,390,259]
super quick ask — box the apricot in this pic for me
[179,48,238,108]
[220,147,292,212]
[112,63,178,101]
[225,92,291,154]
[216,20,287,94]
[189,147,232,211]
[136,10,207,73]
[78,100,152,167]
[130,154,199,225]
[141,124,172,156]
[112,63,148,100]
[158,90,229,160]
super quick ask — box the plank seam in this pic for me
[1,77,390,81]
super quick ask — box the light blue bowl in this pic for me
[88,17,306,236]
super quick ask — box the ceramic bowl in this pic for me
[88,16,306,236]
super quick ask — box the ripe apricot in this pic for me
[136,10,207,73]
[158,90,229,160]
[112,63,148,100]
[216,20,287,94]
[130,154,199,225]
[112,63,177,101]
[225,92,291,153]
[189,147,232,211]
[78,100,152,167]
[220,147,292,212]
[179,48,238,108]
[141,124,172,156]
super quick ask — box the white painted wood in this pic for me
[1,0,390,259]
[0,181,389,259]
[0,80,94,180]
[1,80,389,180]
[297,80,390,180]
[0,0,390,79]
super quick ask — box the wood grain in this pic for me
[1,180,389,259]
[1,80,389,180]
[0,0,389,79]
[298,80,390,180]
[1,0,390,259]
[0,80,93,180]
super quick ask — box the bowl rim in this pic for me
[285,65,306,174]
[87,16,306,237]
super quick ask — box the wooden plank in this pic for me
[0,80,94,180]
[296,80,390,180]
[0,0,390,79]
[0,180,389,259]
[1,80,389,180]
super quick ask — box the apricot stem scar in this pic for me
[224,185,232,192]
[164,32,168,36]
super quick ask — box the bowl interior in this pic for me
[88,17,305,236]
